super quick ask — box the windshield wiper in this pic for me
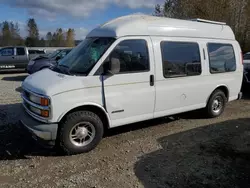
[58,64,69,69]
[56,64,72,75]
[70,71,87,76]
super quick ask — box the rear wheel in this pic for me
[58,111,104,155]
[206,90,227,118]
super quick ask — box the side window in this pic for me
[16,48,25,56]
[107,39,149,74]
[207,43,236,73]
[161,41,201,78]
[38,50,45,54]
[28,50,35,54]
[0,48,14,56]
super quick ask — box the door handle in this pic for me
[12,57,15,59]
[150,75,154,86]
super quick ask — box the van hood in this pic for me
[22,69,84,96]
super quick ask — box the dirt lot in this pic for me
[0,73,250,188]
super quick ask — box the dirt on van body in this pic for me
[0,73,250,188]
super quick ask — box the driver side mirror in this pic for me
[103,56,120,75]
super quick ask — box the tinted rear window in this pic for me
[161,41,201,78]
[207,43,236,73]
[28,50,45,54]
[16,48,25,55]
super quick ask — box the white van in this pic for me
[20,15,243,155]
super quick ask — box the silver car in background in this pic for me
[27,48,72,74]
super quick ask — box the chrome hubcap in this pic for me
[69,122,96,147]
[212,96,223,114]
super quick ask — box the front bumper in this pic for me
[20,109,58,143]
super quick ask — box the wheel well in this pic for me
[208,86,229,103]
[60,105,110,131]
[216,86,229,100]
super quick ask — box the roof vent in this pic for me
[190,18,226,25]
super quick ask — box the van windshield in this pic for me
[56,37,116,75]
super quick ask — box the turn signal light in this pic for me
[41,110,49,117]
[41,98,49,106]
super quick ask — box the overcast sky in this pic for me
[0,0,163,39]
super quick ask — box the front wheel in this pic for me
[58,111,104,155]
[206,90,227,118]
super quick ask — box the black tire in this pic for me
[58,111,104,155]
[206,89,227,118]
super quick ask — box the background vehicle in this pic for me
[243,52,250,84]
[0,46,45,71]
[21,15,243,155]
[27,48,72,74]
[28,49,46,56]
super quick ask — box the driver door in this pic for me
[92,37,156,127]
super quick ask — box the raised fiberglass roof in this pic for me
[87,14,235,40]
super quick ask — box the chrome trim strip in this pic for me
[21,94,50,110]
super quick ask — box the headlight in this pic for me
[29,94,49,106]
[28,60,35,66]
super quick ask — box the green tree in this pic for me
[46,32,52,47]
[25,37,35,47]
[39,37,46,46]
[153,4,163,16]
[26,18,39,46]
[51,32,57,46]
[154,0,250,52]
[10,22,24,45]
[1,21,11,46]
[56,28,65,47]
[0,23,2,46]
[66,28,75,47]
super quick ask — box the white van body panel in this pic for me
[23,69,84,96]
[21,14,243,130]
[149,37,243,118]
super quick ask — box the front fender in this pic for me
[57,102,112,128]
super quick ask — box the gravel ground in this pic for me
[0,73,250,188]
